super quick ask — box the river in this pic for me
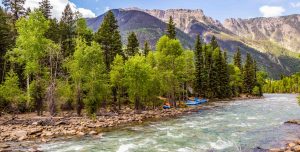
[40,94,300,152]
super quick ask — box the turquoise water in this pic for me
[40,94,300,152]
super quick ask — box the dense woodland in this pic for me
[264,73,300,93]
[0,0,264,116]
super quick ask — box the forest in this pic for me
[0,0,264,117]
[264,73,300,93]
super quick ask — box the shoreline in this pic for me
[0,96,263,151]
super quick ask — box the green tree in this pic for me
[2,0,26,23]
[243,53,256,94]
[94,10,123,72]
[143,41,151,56]
[210,36,218,50]
[0,70,25,114]
[110,55,125,110]
[194,34,204,96]
[125,32,139,57]
[156,35,184,107]
[60,3,75,57]
[124,55,154,111]
[9,11,51,115]
[39,0,53,19]
[233,47,242,70]
[67,38,109,116]
[0,7,13,83]
[166,16,176,39]
[45,18,60,43]
[75,18,93,44]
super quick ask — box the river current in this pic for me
[40,94,300,152]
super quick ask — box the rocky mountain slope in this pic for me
[224,15,300,54]
[86,9,194,49]
[86,8,300,78]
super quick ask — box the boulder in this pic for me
[89,131,97,135]
[293,145,300,152]
[12,130,28,138]
[287,142,296,148]
[77,132,85,136]
[29,128,43,135]
[55,121,67,126]
[0,143,10,148]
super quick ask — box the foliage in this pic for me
[94,10,123,71]
[0,70,25,111]
[125,32,139,57]
[166,16,176,39]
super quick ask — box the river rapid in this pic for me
[40,94,300,152]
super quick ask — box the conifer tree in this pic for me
[234,47,242,70]
[2,0,26,23]
[95,10,123,72]
[126,32,139,57]
[143,41,150,56]
[210,36,219,50]
[39,0,53,19]
[60,3,75,57]
[0,7,13,83]
[220,51,231,98]
[166,16,176,39]
[194,34,204,96]
[243,53,256,94]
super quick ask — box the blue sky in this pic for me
[72,0,300,21]
[1,0,300,21]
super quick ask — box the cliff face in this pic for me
[224,15,300,53]
[142,9,224,33]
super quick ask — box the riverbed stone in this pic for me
[12,130,28,138]
[0,143,10,148]
[269,148,283,152]
[287,143,296,148]
[77,132,85,136]
[293,145,300,152]
[89,131,97,135]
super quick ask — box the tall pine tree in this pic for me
[60,3,75,57]
[210,36,219,50]
[194,34,204,96]
[39,0,53,19]
[125,32,139,57]
[243,53,256,94]
[2,0,26,23]
[94,10,123,72]
[0,7,13,83]
[234,47,242,70]
[166,16,176,39]
[143,41,150,56]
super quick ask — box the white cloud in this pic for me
[291,2,300,8]
[259,5,285,17]
[104,6,110,12]
[24,0,96,19]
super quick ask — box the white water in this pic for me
[40,94,300,152]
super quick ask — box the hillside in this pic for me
[86,8,300,79]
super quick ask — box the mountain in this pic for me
[86,8,300,79]
[224,15,300,54]
[86,9,194,49]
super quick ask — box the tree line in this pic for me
[264,73,300,93]
[0,0,264,117]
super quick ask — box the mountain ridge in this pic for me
[86,8,300,79]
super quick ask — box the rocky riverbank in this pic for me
[267,120,300,152]
[0,106,209,151]
[0,95,263,151]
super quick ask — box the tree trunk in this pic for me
[76,87,83,116]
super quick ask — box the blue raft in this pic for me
[186,98,207,106]
[163,105,171,109]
